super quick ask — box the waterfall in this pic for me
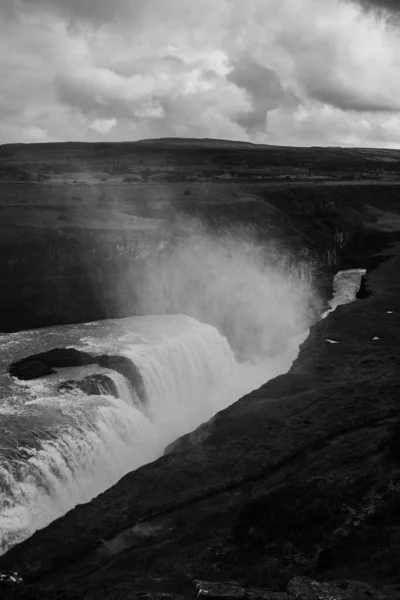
[0,395,155,556]
[121,320,237,437]
[0,257,363,556]
[322,269,366,318]
[0,316,263,555]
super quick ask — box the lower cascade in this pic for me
[0,314,303,555]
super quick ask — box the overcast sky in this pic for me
[0,0,399,147]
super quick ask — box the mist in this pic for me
[136,219,321,362]
[0,213,322,554]
[0,223,319,553]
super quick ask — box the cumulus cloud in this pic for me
[1,0,400,146]
[281,2,400,112]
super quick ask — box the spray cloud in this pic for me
[136,218,320,361]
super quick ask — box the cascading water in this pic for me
[0,314,305,556]
[322,268,366,318]
[0,207,367,560]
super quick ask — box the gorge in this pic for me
[1,140,400,600]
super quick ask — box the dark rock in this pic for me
[195,580,287,599]
[287,577,390,600]
[9,350,145,403]
[97,355,147,405]
[9,360,54,380]
[193,579,394,600]
[356,275,371,299]
[58,374,120,399]
[164,419,215,455]
[38,348,96,368]
[9,348,96,380]
[385,420,400,463]
[0,572,23,586]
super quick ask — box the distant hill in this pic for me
[0,137,278,151]
[134,137,274,149]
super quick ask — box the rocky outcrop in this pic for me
[9,348,96,380]
[96,355,147,405]
[9,360,54,380]
[9,348,147,405]
[58,374,120,399]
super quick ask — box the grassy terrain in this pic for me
[2,139,400,185]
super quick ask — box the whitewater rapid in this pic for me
[0,314,305,555]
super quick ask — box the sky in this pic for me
[0,0,399,147]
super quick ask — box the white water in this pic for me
[322,268,366,318]
[0,315,306,555]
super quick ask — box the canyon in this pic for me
[1,140,400,599]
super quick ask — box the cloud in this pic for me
[0,0,138,24]
[281,2,400,113]
[227,58,288,134]
[1,0,400,146]
[89,118,117,134]
[358,0,400,12]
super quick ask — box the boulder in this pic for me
[9,348,96,380]
[9,360,54,380]
[38,348,96,368]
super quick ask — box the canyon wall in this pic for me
[1,175,399,332]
